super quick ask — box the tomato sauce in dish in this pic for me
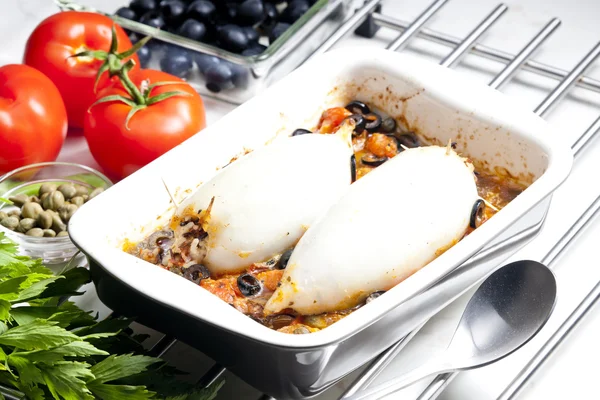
[124,102,528,334]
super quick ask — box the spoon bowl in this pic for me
[346,259,557,400]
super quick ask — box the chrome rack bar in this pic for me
[372,13,600,94]
[439,4,508,68]
[414,40,600,400]
[386,0,449,52]
[338,14,559,400]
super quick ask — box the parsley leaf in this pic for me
[89,354,160,384]
[13,341,108,364]
[0,320,81,350]
[89,382,156,400]
[39,361,95,400]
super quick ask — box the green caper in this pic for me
[18,218,37,233]
[40,192,50,203]
[70,196,85,207]
[81,194,89,202]
[0,211,7,220]
[36,211,53,229]
[43,229,56,237]
[25,228,44,237]
[57,231,69,237]
[42,191,65,211]
[58,184,77,200]
[51,214,67,233]
[89,187,104,200]
[74,185,89,197]
[8,194,29,207]
[8,209,21,218]
[0,216,19,230]
[21,202,43,219]
[29,196,40,204]
[39,183,57,197]
[58,204,78,223]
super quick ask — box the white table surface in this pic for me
[3,1,600,399]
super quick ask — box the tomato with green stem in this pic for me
[84,61,207,181]
[23,11,140,129]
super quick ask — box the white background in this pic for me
[3,0,600,399]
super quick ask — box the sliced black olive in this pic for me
[396,133,420,148]
[183,264,210,284]
[470,199,485,229]
[344,114,366,134]
[381,117,396,133]
[345,100,370,115]
[361,154,388,167]
[364,113,382,132]
[237,273,262,297]
[350,154,357,183]
[291,128,311,136]
[269,314,295,330]
[366,290,386,304]
[276,249,293,270]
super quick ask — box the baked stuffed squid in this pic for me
[264,144,479,316]
[167,120,356,276]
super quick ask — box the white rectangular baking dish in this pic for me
[68,47,573,399]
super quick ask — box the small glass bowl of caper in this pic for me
[0,162,112,265]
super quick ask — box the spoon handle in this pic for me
[344,360,450,400]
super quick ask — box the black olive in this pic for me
[470,199,485,229]
[262,2,278,28]
[344,114,366,134]
[237,274,262,297]
[280,0,310,24]
[268,22,291,44]
[291,128,311,136]
[195,52,221,73]
[269,314,295,329]
[242,26,259,43]
[236,0,265,26]
[139,10,166,29]
[159,0,186,24]
[229,62,250,89]
[218,24,249,53]
[242,45,267,56]
[160,48,194,78]
[345,100,370,115]
[186,0,216,23]
[366,290,386,304]
[116,6,138,20]
[364,113,382,132]
[350,154,357,183]
[183,264,211,284]
[137,45,152,67]
[276,249,293,269]
[178,19,207,41]
[205,63,234,92]
[130,0,158,15]
[396,133,420,148]
[361,154,388,167]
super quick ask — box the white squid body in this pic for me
[172,122,355,275]
[264,145,480,316]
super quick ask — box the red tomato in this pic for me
[0,64,68,174]
[23,11,139,129]
[84,69,207,181]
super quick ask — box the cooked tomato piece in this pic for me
[365,133,398,158]
[317,107,352,133]
[256,269,284,292]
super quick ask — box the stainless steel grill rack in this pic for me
[27,1,600,399]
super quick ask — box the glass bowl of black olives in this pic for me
[55,0,356,104]
[0,162,113,266]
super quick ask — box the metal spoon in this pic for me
[344,259,557,400]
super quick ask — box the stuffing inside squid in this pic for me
[160,119,356,276]
[264,144,480,316]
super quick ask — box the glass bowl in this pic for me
[54,0,356,104]
[0,162,113,266]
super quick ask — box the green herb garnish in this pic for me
[0,232,224,399]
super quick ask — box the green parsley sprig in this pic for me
[0,232,224,400]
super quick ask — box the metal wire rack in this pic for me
[22,1,600,399]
